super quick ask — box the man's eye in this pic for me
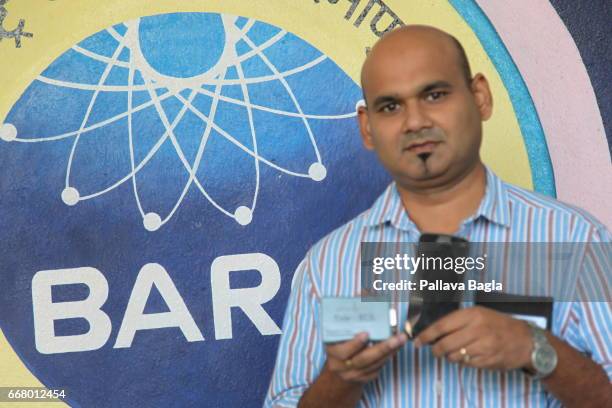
[381,103,399,112]
[425,91,448,102]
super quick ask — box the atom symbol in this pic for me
[0,14,361,231]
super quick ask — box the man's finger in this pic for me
[414,308,476,347]
[445,341,480,364]
[326,332,370,360]
[357,355,392,376]
[463,354,497,369]
[350,333,407,368]
[430,327,479,358]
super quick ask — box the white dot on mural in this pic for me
[61,187,80,206]
[234,206,252,226]
[143,212,162,231]
[355,99,366,110]
[0,123,17,142]
[308,163,327,181]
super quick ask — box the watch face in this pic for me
[535,344,558,374]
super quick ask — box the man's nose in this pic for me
[401,101,433,133]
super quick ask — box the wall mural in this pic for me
[0,1,609,407]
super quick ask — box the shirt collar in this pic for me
[364,166,511,229]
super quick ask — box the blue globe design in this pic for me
[0,13,390,407]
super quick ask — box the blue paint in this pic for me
[0,13,390,408]
[138,14,226,78]
[449,0,557,197]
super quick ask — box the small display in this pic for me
[321,297,391,343]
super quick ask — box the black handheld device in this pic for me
[406,233,469,337]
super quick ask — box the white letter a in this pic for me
[114,263,204,348]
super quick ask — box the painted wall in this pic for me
[0,1,609,407]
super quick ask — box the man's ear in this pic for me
[471,73,493,121]
[357,105,375,150]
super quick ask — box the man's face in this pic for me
[358,29,492,190]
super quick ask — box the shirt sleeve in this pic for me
[548,226,612,406]
[264,254,326,407]
[569,224,612,379]
[559,301,612,374]
[566,225,611,376]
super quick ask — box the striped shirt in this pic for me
[265,168,611,407]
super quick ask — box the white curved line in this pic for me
[160,68,233,225]
[235,18,256,35]
[127,55,145,217]
[200,54,326,86]
[66,35,128,188]
[72,45,131,68]
[78,84,195,200]
[233,29,286,64]
[14,90,174,143]
[77,115,179,200]
[138,66,234,222]
[36,75,161,92]
[240,32,322,163]
[106,26,125,43]
[234,39,260,212]
[195,86,355,119]
[175,93,311,178]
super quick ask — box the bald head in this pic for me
[361,25,472,102]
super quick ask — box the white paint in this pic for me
[122,15,239,91]
[32,267,112,354]
[61,187,80,206]
[114,263,204,348]
[30,254,283,353]
[211,253,282,340]
[234,206,253,225]
[143,212,162,232]
[308,162,327,181]
[0,123,17,142]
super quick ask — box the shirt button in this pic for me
[436,380,443,395]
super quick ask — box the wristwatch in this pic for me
[525,321,558,379]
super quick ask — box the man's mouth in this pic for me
[405,140,440,154]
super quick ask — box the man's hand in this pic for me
[298,332,408,407]
[325,331,408,383]
[414,306,532,370]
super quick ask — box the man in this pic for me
[265,26,611,407]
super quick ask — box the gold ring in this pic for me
[345,358,353,368]
[460,347,470,363]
